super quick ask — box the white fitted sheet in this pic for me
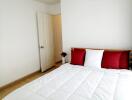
[3,63,132,100]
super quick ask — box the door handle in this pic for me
[40,46,44,48]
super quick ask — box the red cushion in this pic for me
[101,51,121,69]
[119,51,129,69]
[71,48,86,65]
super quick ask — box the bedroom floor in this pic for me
[0,63,61,99]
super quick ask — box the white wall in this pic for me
[61,0,132,60]
[0,0,60,87]
[0,0,40,87]
[47,3,61,15]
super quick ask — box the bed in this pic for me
[3,63,132,100]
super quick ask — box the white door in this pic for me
[37,12,55,72]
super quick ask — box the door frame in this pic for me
[36,12,42,71]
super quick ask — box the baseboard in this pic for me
[56,60,62,64]
[0,62,62,91]
[0,70,41,91]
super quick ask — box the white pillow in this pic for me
[84,49,104,68]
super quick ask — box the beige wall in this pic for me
[52,15,62,62]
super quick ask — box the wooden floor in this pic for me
[0,63,61,99]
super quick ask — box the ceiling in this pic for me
[36,0,60,4]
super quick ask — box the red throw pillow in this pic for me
[71,48,86,65]
[119,51,129,69]
[101,51,121,69]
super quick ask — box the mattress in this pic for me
[3,63,132,100]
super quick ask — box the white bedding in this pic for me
[3,63,132,100]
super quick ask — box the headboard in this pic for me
[71,47,131,51]
[130,50,132,68]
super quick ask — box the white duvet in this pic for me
[3,63,132,100]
